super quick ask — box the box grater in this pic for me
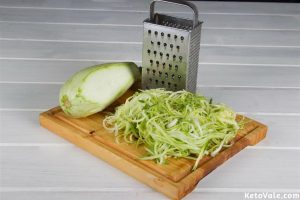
[142,0,202,93]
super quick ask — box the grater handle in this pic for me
[150,0,199,28]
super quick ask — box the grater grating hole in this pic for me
[164,43,167,47]
[147,49,151,54]
[178,75,182,80]
[146,68,150,73]
[152,69,156,74]
[151,41,154,45]
[161,32,164,36]
[167,34,171,38]
[175,65,178,71]
[165,72,168,78]
[169,64,172,70]
[171,74,175,80]
[166,53,169,59]
[162,62,166,68]
[156,61,159,66]
[179,56,182,62]
[159,52,163,57]
[149,78,152,82]
[173,55,176,60]
[174,84,178,89]
[157,41,161,46]
[162,80,165,85]
[174,35,178,39]
[159,71,162,77]
[168,82,171,87]
[170,44,173,49]
[180,36,184,41]
[150,59,153,65]
[155,79,158,84]
[176,45,180,50]
[154,31,158,35]
[153,51,157,56]
[148,30,151,34]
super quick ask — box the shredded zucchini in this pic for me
[103,89,242,170]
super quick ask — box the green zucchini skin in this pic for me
[59,62,139,118]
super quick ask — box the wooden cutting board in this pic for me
[39,89,267,200]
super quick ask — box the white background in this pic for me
[0,0,299,199]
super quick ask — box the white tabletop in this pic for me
[0,0,300,199]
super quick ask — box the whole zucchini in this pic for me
[59,62,139,118]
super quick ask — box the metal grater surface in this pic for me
[142,0,202,93]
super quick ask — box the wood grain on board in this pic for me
[39,89,267,199]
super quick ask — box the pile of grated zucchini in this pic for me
[103,89,242,170]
